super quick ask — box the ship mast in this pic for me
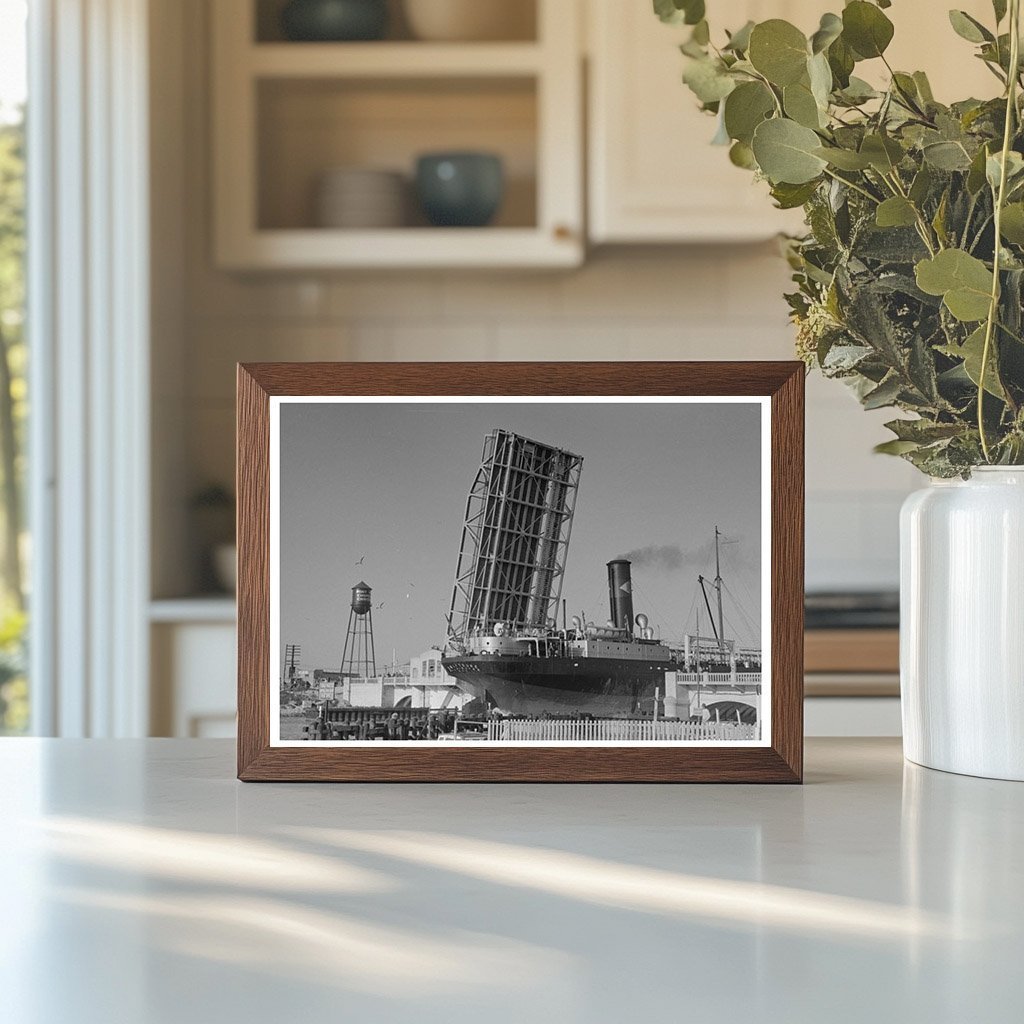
[714,525,725,653]
[696,528,728,656]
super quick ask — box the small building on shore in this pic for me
[315,649,471,711]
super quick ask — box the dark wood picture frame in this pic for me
[237,362,804,783]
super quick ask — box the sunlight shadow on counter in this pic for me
[289,826,974,943]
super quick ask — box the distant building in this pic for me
[409,650,456,686]
[316,649,470,710]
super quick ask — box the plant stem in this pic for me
[979,0,1021,462]
[884,171,939,254]
[822,167,880,205]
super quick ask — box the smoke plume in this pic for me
[618,544,686,571]
[618,536,756,574]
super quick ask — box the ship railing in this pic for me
[486,718,758,743]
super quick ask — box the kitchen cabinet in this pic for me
[587,0,813,243]
[150,601,237,738]
[587,0,998,244]
[211,0,583,269]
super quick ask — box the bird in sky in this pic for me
[355,556,365,566]
[376,601,385,609]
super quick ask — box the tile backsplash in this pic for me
[180,246,917,594]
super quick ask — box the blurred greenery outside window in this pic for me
[0,0,28,734]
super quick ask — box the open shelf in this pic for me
[213,0,582,268]
[249,41,544,77]
[218,227,578,269]
[254,0,538,44]
[257,76,538,232]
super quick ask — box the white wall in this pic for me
[163,0,920,599]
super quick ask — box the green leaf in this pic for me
[876,197,918,228]
[837,76,879,104]
[807,51,833,109]
[751,118,828,184]
[986,150,1024,191]
[723,81,775,144]
[810,12,843,54]
[784,81,824,129]
[771,180,820,209]
[967,144,991,194]
[932,190,950,247]
[993,0,1008,24]
[862,374,903,409]
[923,140,972,171]
[909,164,933,205]
[939,326,1006,397]
[860,133,904,173]
[1000,203,1024,244]
[729,140,757,169]
[915,249,994,322]
[875,439,922,455]
[748,20,809,86]
[680,37,707,58]
[724,20,755,53]
[948,10,994,44]
[682,57,736,104]
[827,35,856,88]
[884,418,964,443]
[913,71,935,104]
[842,1,895,59]
[891,72,923,111]
[814,146,872,170]
[653,0,705,26]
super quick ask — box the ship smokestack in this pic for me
[606,560,634,635]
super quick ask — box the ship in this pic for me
[440,428,760,717]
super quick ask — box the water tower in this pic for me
[341,581,376,679]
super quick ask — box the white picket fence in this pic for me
[486,719,758,742]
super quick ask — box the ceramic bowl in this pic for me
[316,168,407,228]
[415,152,504,227]
[403,0,534,42]
[281,0,388,42]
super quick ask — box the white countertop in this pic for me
[0,738,1020,1023]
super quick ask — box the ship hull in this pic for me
[441,655,675,717]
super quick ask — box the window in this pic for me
[0,0,27,735]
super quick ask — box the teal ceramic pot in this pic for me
[415,152,505,227]
[281,0,388,41]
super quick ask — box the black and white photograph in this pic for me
[271,397,770,746]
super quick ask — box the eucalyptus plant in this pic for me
[657,0,1024,475]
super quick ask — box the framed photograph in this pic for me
[237,362,804,782]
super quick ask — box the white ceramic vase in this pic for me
[901,467,1024,780]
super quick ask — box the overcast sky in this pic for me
[279,400,763,672]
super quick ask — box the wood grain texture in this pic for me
[236,361,805,783]
[237,366,270,778]
[769,366,804,783]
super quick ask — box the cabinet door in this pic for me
[587,0,997,244]
[587,0,808,243]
